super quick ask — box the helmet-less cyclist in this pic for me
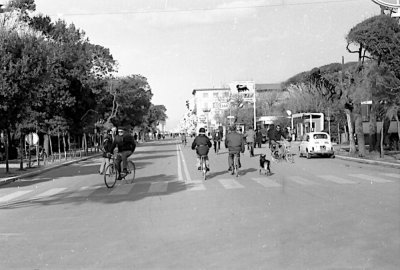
[191,127,212,171]
[111,128,136,180]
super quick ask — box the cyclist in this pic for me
[99,129,113,175]
[268,124,287,159]
[111,128,136,180]
[225,125,245,174]
[243,126,256,157]
[191,127,212,171]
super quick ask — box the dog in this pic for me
[259,154,271,175]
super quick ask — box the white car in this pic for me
[299,132,335,159]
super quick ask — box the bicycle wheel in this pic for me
[201,157,207,181]
[234,155,239,177]
[104,164,117,188]
[125,161,136,184]
[286,153,294,163]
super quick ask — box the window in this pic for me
[313,134,328,139]
[213,92,219,98]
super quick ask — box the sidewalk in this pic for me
[0,151,102,186]
[333,144,400,169]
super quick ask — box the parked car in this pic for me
[299,132,335,159]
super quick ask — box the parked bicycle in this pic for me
[104,155,136,188]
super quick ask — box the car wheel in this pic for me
[306,151,311,159]
[330,154,335,158]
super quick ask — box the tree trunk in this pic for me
[354,104,366,157]
[345,109,357,154]
[368,103,378,152]
[380,126,384,158]
[19,134,24,170]
[58,132,61,161]
[5,128,9,173]
[396,114,400,151]
[63,133,67,160]
[44,134,49,156]
[49,134,54,162]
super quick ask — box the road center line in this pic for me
[176,144,183,181]
[178,143,192,183]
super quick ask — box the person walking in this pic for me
[255,129,263,148]
[212,130,222,153]
[244,126,256,157]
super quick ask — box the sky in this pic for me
[32,0,380,130]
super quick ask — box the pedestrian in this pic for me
[212,130,222,153]
[255,129,263,148]
[244,126,256,157]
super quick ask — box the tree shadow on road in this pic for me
[0,173,195,209]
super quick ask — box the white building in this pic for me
[191,88,231,133]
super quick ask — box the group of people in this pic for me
[191,124,289,175]
[99,127,136,180]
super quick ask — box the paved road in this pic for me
[0,139,399,269]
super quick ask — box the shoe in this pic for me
[231,171,234,175]
[206,167,210,172]
[228,167,232,171]
[197,167,201,170]
[117,175,123,180]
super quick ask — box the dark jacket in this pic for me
[225,131,245,153]
[102,135,114,158]
[212,131,222,141]
[255,131,263,143]
[191,134,212,155]
[112,133,136,153]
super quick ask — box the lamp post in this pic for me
[286,110,294,140]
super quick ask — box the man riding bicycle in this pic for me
[267,124,287,159]
[225,126,245,174]
[111,128,136,180]
[191,127,212,171]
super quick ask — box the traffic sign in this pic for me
[25,132,39,145]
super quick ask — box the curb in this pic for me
[335,154,400,169]
[0,154,102,186]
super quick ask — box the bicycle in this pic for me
[104,155,136,188]
[232,153,240,177]
[284,144,295,163]
[199,155,208,181]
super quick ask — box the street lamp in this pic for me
[286,110,294,140]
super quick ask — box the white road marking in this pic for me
[0,190,33,203]
[381,173,399,179]
[286,176,316,185]
[251,178,281,188]
[148,182,168,193]
[109,184,135,195]
[178,144,192,183]
[218,178,244,189]
[349,174,393,184]
[176,144,183,181]
[186,180,206,191]
[31,188,67,200]
[319,175,357,184]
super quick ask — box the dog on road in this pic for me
[259,154,271,175]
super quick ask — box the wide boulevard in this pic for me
[0,138,399,269]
